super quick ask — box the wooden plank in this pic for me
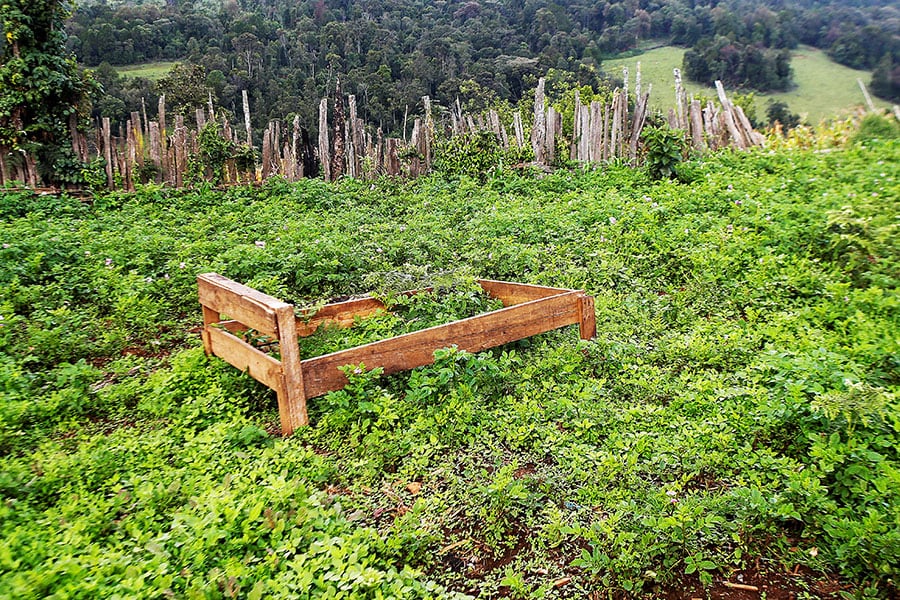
[477,280,570,306]
[275,305,308,433]
[578,294,596,340]
[207,327,283,391]
[296,297,387,336]
[300,291,582,399]
[197,273,289,337]
[293,280,569,335]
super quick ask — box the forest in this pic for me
[65,0,900,138]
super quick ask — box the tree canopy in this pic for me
[1,0,95,185]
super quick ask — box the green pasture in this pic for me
[115,61,179,81]
[604,45,891,124]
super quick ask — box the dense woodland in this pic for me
[65,0,900,137]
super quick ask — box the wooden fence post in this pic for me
[331,81,345,180]
[242,90,253,146]
[102,117,114,189]
[318,98,331,181]
[532,78,547,165]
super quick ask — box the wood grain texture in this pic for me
[207,327,283,391]
[197,273,289,338]
[295,297,387,336]
[477,280,570,306]
[300,291,581,399]
[275,305,307,433]
[578,294,596,340]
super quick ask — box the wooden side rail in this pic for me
[198,273,596,435]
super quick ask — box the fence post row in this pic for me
[1,73,767,189]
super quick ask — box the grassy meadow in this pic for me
[604,44,891,123]
[115,61,179,81]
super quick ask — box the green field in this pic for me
[604,45,891,124]
[1,142,898,597]
[115,61,178,81]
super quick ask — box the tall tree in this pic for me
[0,0,94,185]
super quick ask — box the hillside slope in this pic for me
[1,142,898,597]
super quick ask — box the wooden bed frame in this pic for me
[198,273,596,435]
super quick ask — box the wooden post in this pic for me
[318,98,331,181]
[857,78,876,113]
[532,78,547,165]
[703,100,718,150]
[690,99,705,152]
[578,295,596,340]
[635,61,642,98]
[513,111,524,149]
[130,111,144,167]
[347,95,358,178]
[589,101,602,162]
[292,115,302,181]
[331,80,345,180]
[102,117,114,189]
[149,121,162,180]
[629,92,651,161]
[174,115,186,188]
[375,128,384,177]
[386,138,400,176]
[600,103,609,161]
[546,106,559,165]
[242,89,253,146]
[674,68,688,129]
[275,305,308,433]
[610,89,621,159]
[423,95,434,170]
[261,123,273,179]
[734,105,763,147]
[715,80,746,150]
[141,97,150,142]
[571,91,581,161]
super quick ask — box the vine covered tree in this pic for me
[0,0,94,186]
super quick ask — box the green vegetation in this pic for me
[68,0,899,135]
[0,0,96,186]
[1,140,899,597]
[606,45,892,124]
[115,61,178,81]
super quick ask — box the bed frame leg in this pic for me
[578,295,596,340]
[201,306,219,355]
[275,305,308,434]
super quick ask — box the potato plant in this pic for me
[0,140,897,598]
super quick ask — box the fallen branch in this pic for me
[722,581,759,591]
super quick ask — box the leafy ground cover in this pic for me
[604,45,891,123]
[1,140,898,598]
